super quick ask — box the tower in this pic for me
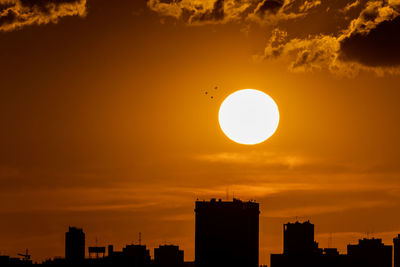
[283,221,316,255]
[154,245,184,267]
[394,235,400,267]
[347,238,392,267]
[65,227,85,263]
[195,198,259,267]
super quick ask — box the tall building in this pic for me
[283,221,317,255]
[347,238,392,267]
[123,244,151,266]
[195,198,259,267]
[394,235,400,267]
[154,245,184,267]
[65,226,85,263]
[271,221,347,267]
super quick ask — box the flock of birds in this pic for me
[203,86,219,100]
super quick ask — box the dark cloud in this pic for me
[0,0,87,32]
[147,0,320,25]
[256,0,285,16]
[148,0,400,76]
[340,15,400,67]
[191,0,225,23]
[262,0,400,76]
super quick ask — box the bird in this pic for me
[201,86,220,100]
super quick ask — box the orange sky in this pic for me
[1,0,400,265]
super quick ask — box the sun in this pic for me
[218,89,279,145]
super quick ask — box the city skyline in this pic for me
[2,0,400,265]
[2,198,400,267]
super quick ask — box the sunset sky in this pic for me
[1,0,400,265]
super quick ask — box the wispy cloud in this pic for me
[147,0,321,25]
[0,0,87,32]
[194,151,308,168]
[147,0,400,77]
[340,0,361,14]
[299,0,321,13]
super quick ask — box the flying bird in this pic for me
[202,86,220,100]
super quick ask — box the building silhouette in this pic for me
[0,255,32,266]
[108,245,114,256]
[283,221,317,255]
[272,220,393,267]
[120,244,151,266]
[272,221,348,267]
[88,246,106,258]
[2,200,400,267]
[65,226,85,263]
[195,198,259,267]
[154,245,184,267]
[347,238,392,267]
[394,234,400,267]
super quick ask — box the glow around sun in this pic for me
[218,89,279,145]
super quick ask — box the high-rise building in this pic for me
[195,198,259,267]
[154,245,184,267]
[123,244,151,266]
[283,221,316,255]
[347,238,392,267]
[394,235,400,267]
[271,221,348,267]
[271,221,393,267]
[108,245,114,257]
[65,227,85,263]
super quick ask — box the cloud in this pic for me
[147,0,252,25]
[0,0,87,32]
[261,0,400,76]
[147,0,400,76]
[340,0,361,14]
[194,151,308,169]
[339,2,400,67]
[147,0,320,25]
[262,28,341,73]
[260,188,397,217]
[0,165,19,177]
[299,0,321,13]
[256,0,285,15]
[246,0,311,24]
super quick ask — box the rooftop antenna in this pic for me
[139,232,142,245]
[18,249,30,261]
[226,186,229,200]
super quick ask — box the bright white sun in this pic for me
[218,89,279,145]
